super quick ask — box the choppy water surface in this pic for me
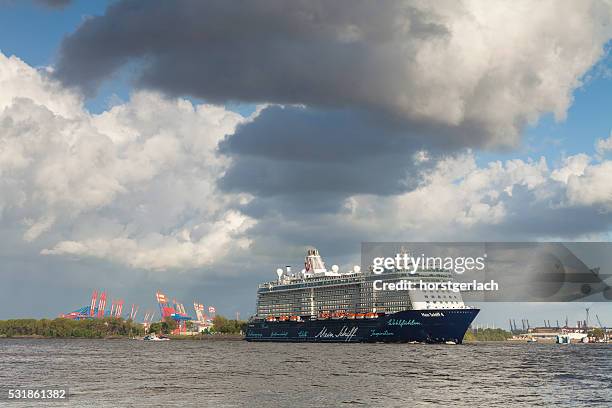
[0,339,611,407]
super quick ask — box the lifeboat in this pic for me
[265,316,276,322]
[346,313,356,319]
[355,313,366,319]
[289,315,301,322]
[365,312,377,319]
[318,312,331,319]
[331,312,345,319]
[279,315,289,322]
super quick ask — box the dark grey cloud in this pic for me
[54,0,445,106]
[498,185,612,238]
[218,106,463,217]
[218,105,503,220]
[53,0,610,148]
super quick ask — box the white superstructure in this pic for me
[256,248,468,318]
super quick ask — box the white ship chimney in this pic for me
[305,248,327,274]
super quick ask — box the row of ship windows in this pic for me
[259,295,411,302]
[423,295,460,299]
[259,305,390,311]
[260,291,372,300]
[259,301,409,307]
[258,301,408,307]
[264,275,454,291]
[259,300,412,307]
[261,292,364,298]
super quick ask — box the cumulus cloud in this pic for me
[241,149,612,258]
[595,132,612,156]
[342,151,612,240]
[551,154,591,184]
[41,210,253,270]
[565,161,612,208]
[0,53,82,118]
[54,0,612,147]
[0,52,253,270]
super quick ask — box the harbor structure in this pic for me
[61,290,217,335]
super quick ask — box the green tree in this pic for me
[212,315,247,334]
[148,322,163,334]
[588,328,604,339]
[463,328,512,342]
[162,317,177,334]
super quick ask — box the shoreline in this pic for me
[0,334,245,340]
[3,337,608,344]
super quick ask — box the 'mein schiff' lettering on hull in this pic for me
[315,326,358,342]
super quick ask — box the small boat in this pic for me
[355,313,366,319]
[365,312,377,319]
[278,316,289,322]
[144,334,170,341]
[289,315,301,322]
[266,316,276,322]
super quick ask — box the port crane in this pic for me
[596,314,607,342]
[585,307,590,328]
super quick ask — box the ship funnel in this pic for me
[285,266,291,275]
[305,248,327,273]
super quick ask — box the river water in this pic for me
[0,339,610,407]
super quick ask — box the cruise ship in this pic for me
[245,248,479,343]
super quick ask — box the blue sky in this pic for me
[0,2,104,67]
[478,48,612,167]
[1,1,612,326]
[0,1,261,116]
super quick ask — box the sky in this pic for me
[1,0,612,327]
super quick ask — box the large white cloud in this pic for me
[340,149,612,240]
[0,53,83,118]
[566,161,612,208]
[0,52,254,270]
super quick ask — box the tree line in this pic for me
[463,328,512,342]
[210,315,247,334]
[0,315,247,338]
[0,318,144,338]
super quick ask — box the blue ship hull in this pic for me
[245,309,479,343]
